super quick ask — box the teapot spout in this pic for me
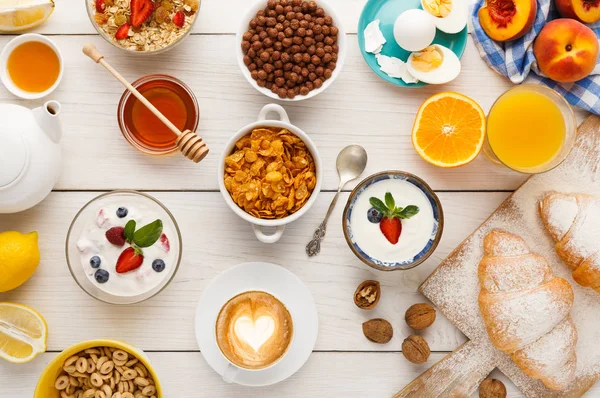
[33,100,62,143]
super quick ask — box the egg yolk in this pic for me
[411,46,444,72]
[423,0,453,17]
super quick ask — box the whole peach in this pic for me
[534,18,599,83]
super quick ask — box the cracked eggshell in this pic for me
[393,9,437,52]
[364,19,386,54]
[406,44,461,85]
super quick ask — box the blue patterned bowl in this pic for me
[342,171,444,271]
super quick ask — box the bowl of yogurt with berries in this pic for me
[66,191,182,304]
[343,171,443,271]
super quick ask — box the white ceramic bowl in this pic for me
[218,104,323,243]
[236,0,347,101]
[0,34,64,100]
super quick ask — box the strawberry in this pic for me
[172,10,185,27]
[105,227,126,246]
[130,0,154,27]
[116,247,144,273]
[159,233,170,253]
[368,192,420,245]
[115,23,130,40]
[380,217,402,245]
[95,0,106,13]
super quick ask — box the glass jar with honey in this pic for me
[117,74,199,155]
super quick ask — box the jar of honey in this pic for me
[117,74,199,155]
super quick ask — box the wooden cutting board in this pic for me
[395,115,600,398]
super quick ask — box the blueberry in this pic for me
[90,256,101,268]
[367,208,383,223]
[152,259,166,273]
[116,207,128,218]
[94,269,110,284]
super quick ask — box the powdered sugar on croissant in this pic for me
[540,192,600,293]
[478,229,577,391]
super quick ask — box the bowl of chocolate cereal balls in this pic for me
[237,0,346,101]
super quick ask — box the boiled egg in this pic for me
[406,44,461,84]
[421,0,468,34]
[393,9,437,52]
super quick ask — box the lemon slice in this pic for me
[0,0,54,32]
[0,302,47,363]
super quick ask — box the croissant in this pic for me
[539,192,600,293]
[478,229,577,391]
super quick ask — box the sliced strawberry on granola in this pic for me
[130,0,154,27]
[173,10,185,27]
[95,0,106,13]
[115,23,130,40]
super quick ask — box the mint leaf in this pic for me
[133,219,163,248]
[384,192,395,211]
[124,220,136,243]
[398,205,420,219]
[369,197,388,214]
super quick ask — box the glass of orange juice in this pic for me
[483,85,577,174]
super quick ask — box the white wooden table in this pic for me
[0,0,593,396]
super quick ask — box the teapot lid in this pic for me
[0,129,28,188]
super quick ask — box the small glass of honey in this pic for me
[118,74,199,155]
[0,34,63,99]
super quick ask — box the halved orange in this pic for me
[412,92,486,168]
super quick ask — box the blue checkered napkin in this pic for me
[470,0,600,115]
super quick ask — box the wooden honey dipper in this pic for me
[82,43,209,163]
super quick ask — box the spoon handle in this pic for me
[306,184,343,257]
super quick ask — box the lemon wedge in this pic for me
[0,302,47,364]
[0,0,54,32]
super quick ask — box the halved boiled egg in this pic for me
[421,0,468,34]
[406,44,461,84]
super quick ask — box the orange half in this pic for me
[412,92,486,168]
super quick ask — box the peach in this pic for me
[556,0,600,24]
[534,19,599,83]
[478,0,537,42]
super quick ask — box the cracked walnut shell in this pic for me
[405,303,436,330]
[362,318,393,344]
[479,378,507,398]
[354,280,380,310]
[402,335,430,364]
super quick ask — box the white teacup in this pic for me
[218,104,323,243]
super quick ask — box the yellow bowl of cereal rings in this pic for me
[35,339,163,398]
[219,103,322,244]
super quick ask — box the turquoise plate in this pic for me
[358,0,468,88]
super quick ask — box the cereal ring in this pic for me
[141,385,156,396]
[122,369,137,381]
[97,356,109,370]
[64,365,77,374]
[55,375,70,390]
[87,358,96,373]
[100,361,114,375]
[134,365,147,378]
[85,348,101,355]
[64,356,79,367]
[101,384,112,397]
[60,392,75,398]
[82,390,96,398]
[94,391,106,398]
[91,373,103,388]
[121,393,134,398]
[133,377,149,387]
[125,359,138,367]
[66,384,76,394]
[76,357,88,373]
[69,376,80,387]
[111,393,122,398]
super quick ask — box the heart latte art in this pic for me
[216,291,293,370]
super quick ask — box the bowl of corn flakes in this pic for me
[219,103,322,243]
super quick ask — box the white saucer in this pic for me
[194,262,319,387]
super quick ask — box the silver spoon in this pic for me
[306,145,368,257]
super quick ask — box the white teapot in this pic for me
[0,101,62,213]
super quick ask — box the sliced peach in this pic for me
[533,18,599,83]
[556,0,600,23]
[478,0,537,42]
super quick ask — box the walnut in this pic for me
[405,303,436,330]
[354,280,380,310]
[479,378,507,398]
[402,335,430,364]
[362,319,393,344]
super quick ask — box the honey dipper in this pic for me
[82,43,209,163]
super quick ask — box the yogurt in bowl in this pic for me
[66,191,182,304]
[343,171,443,271]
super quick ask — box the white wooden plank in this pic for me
[0,191,509,352]
[0,351,528,397]
[0,34,538,191]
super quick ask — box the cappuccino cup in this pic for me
[215,290,294,382]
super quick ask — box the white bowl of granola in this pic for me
[86,0,200,54]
